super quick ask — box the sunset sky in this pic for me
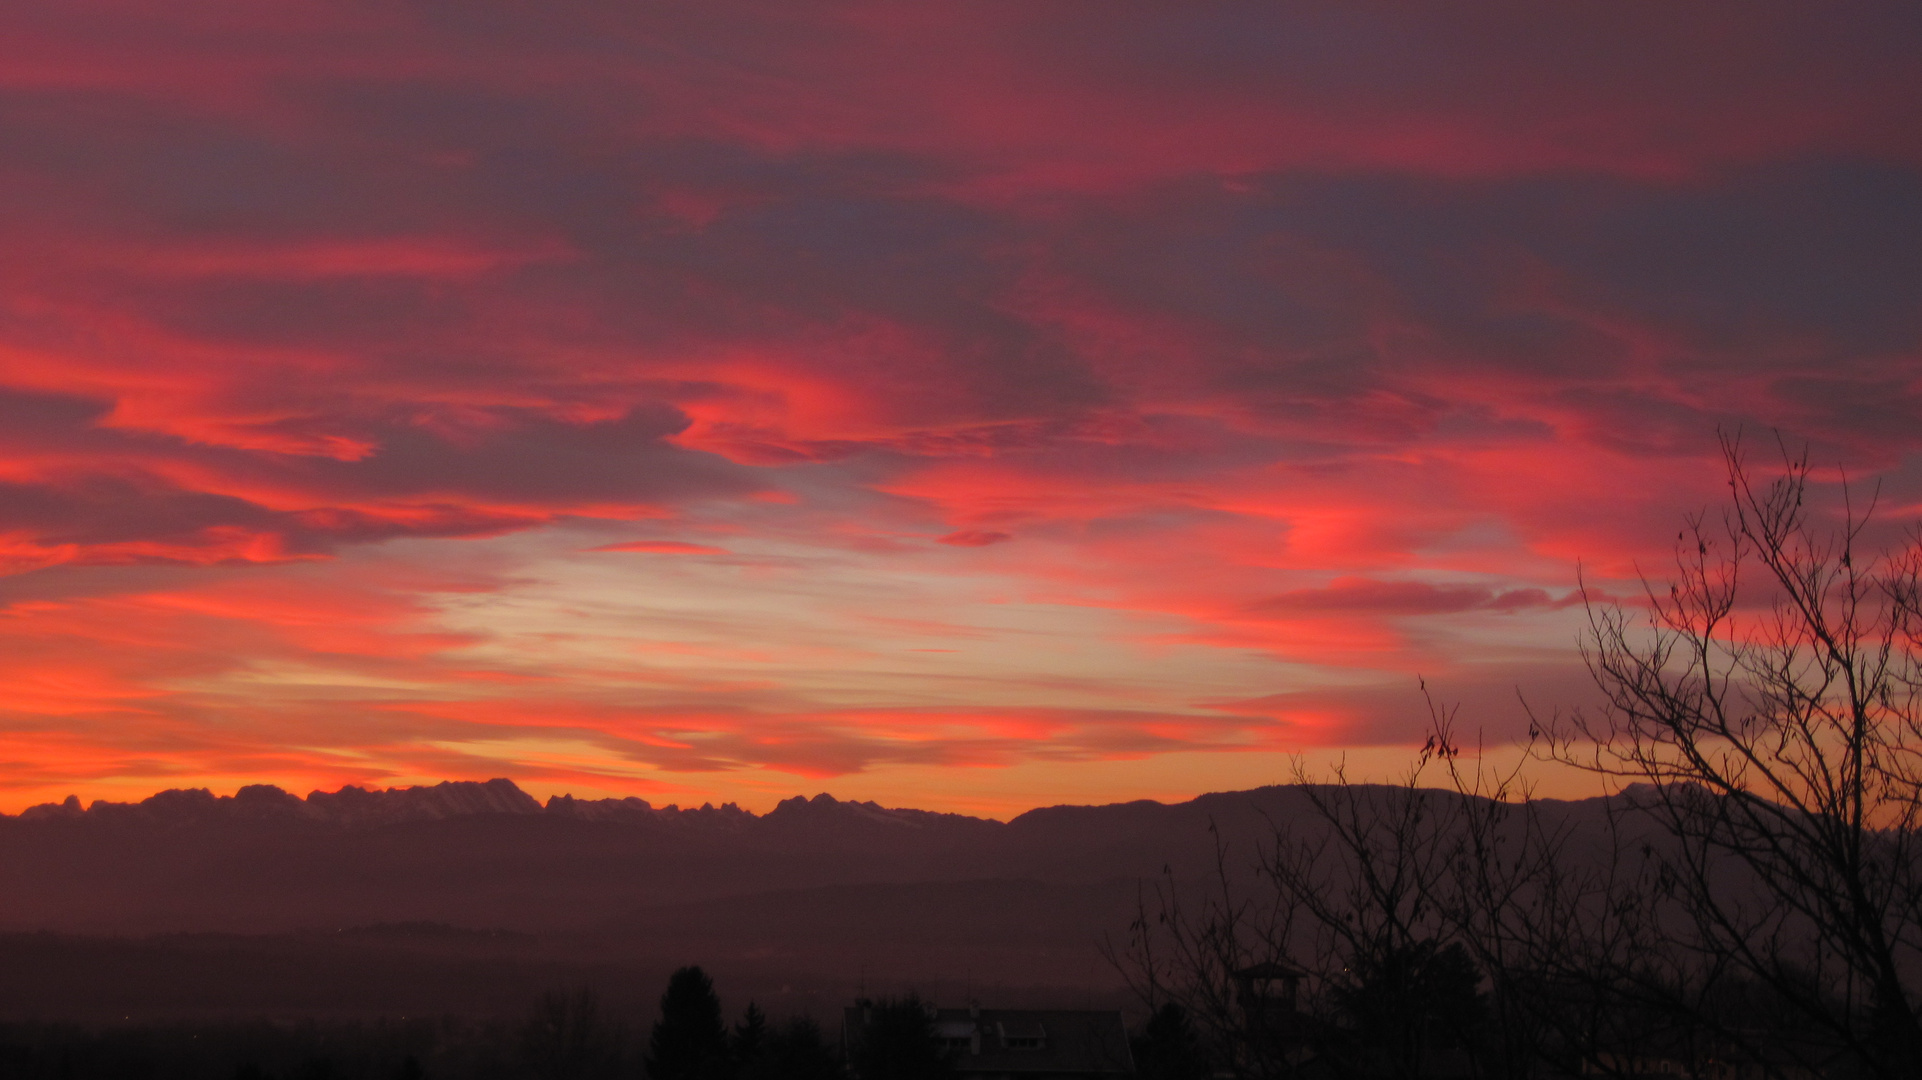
[2,2,1920,816]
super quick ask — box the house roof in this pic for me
[1233,960,1307,980]
[843,1006,1134,1076]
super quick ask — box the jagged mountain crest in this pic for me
[18,778,546,827]
[10,779,1612,835]
[8,778,1005,830]
[0,779,1658,942]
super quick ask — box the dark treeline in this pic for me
[637,966,840,1080]
[0,1016,453,1080]
[0,968,988,1079]
[1114,438,1922,1079]
[0,966,847,1080]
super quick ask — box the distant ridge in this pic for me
[0,777,1640,958]
[17,778,545,828]
[9,778,1007,830]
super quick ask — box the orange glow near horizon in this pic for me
[1,2,1920,817]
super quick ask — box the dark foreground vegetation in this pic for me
[0,967,1027,1080]
[1116,438,1922,1079]
[0,966,839,1080]
[0,1015,504,1080]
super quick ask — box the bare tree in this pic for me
[1545,433,1922,1078]
[1115,434,1922,1078]
[1108,730,1494,1079]
[1107,816,1307,1079]
[1274,749,1486,1080]
[1432,722,1724,1080]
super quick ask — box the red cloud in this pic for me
[1247,578,1564,617]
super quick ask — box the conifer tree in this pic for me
[1131,1003,1209,1080]
[850,995,951,1080]
[646,966,731,1080]
[740,1016,842,1080]
[731,1002,768,1071]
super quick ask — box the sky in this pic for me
[1,1,1920,817]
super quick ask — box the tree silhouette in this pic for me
[1131,1003,1209,1080]
[1544,435,1922,1078]
[849,995,951,1080]
[1333,938,1487,1076]
[731,1001,767,1070]
[740,1017,841,1080]
[647,966,732,1080]
[1110,435,1922,1079]
[521,987,622,1080]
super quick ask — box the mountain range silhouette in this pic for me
[0,778,1632,1021]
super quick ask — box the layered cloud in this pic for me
[0,1,1918,813]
